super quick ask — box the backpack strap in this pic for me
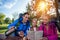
[14,19,20,36]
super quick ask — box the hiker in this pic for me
[6,12,30,37]
[39,15,58,40]
[30,18,39,31]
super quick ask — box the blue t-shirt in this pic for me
[8,18,30,36]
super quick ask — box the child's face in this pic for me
[18,31,24,37]
[32,19,37,26]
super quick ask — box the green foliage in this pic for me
[0,13,5,24]
[0,13,5,19]
[0,24,8,34]
[26,3,31,13]
[4,17,12,24]
[12,18,14,22]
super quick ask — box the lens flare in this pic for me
[37,1,48,11]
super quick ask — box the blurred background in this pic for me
[0,0,60,40]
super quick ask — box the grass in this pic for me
[0,24,8,26]
[0,26,7,30]
[0,24,8,34]
[0,29,7,34]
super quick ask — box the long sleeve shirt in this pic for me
[8,18,30,36]
[39,22,58,40]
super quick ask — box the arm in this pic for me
[25,21,30,36]
[47,23,58,40]
[39,24,43,31]
[27,21,30,30]
[39,24,47,40]
[8,19,19,29]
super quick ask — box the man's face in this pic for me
[23,14,30,22]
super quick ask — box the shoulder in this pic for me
[49,22,56,26]
[39,24,44,27]
[26,21,30,26]
[37,27,39,29]
[30,27,33,29]
[30,27,33,30]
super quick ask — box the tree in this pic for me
[12,12,19,20]
[12,18,14,22]
[4,17,11,24]
[26,4,31,13]
[0,13,5,24]
[27,3,35,20]
[54,0,60,32]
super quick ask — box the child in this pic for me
[30,18,39,31]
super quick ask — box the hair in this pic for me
[32,18,37,22]
[23,12,29,16]
[18,12,29,20]
[41,14,51,20]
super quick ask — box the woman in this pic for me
[39,15,58,40]
[30,18,39,31]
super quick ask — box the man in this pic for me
[7,12,30,37]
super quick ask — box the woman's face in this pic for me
[42,17,49,24]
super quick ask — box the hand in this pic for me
[7,27,15,34]
[43,37,48,40]
[39,37,43,40]
[10,26,14,29]
[18,31,24,37]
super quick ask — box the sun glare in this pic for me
[37,1,48,11]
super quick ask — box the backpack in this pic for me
[5,13,23,36]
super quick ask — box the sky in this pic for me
[0,0,31,19]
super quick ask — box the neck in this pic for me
[22,20,25,24]
[32,25,36,28]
